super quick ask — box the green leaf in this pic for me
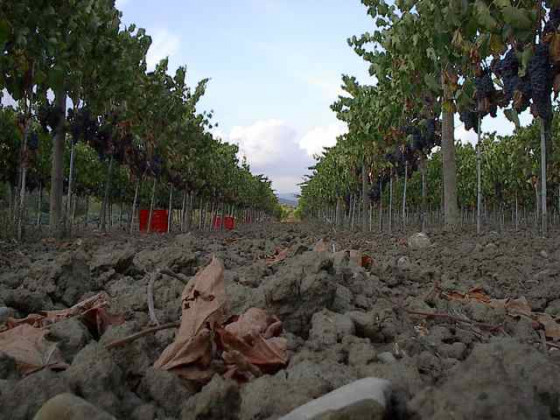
[424,73,440,92]
[475,1,498,30]
[504,108,520,128]
[519,48,533,77]
[502,6,533,30]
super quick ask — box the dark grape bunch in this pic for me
[367,117,441,202]
[544,7,560,35]
[474,70,498,117]
[528,43,553,121]
[493,48,532,113]
[459,111,479,133]
[37,104,63,133]
[67,107,98,144]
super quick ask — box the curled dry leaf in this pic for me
[217,308,287,381]
[4,292,124,336]
[0,324,68,375]
[154,256,228,382]
[266,247,289,266]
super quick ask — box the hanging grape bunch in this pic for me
[474,69,498,118]
[545,7,560,98]
[459,111,479,133]
[37,104,63,133]
[544,7,560,36]
[528,43,553,122]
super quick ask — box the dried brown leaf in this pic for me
[0,324,68,375]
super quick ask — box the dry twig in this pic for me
[105,321,180,349]
[406,310,503,332]
[147,270,161,325]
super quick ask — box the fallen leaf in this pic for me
[0,324,68,375]
[217,308,287,380]
[266,248,289,266]
[154,257,228,381]
[5,292,124,336]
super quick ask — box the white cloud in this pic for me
[223,119,352,193]
[299,122,347,157]
[230,119,298,168]
[146,29,180,71]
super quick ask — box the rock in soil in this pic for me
[279,377,391,420]
[33,393,116,420]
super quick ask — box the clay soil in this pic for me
[1,222,560,419]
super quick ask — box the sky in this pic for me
[13,0,531,195]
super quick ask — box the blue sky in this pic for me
[116,0,530,193]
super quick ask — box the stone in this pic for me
[240,361,356,420]
[182,375,240,420]
[47,318,92,362]
[279,378,391,420]
[377,352,397,364]
[33,393,116,420]
[407,233,431,249]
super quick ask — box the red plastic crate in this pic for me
[139,209,168,233]
[224,216,235,230]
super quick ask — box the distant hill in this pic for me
[277,193,299,207]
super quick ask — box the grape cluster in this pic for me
[544,7,560,35]
[37,104,63,133]
[367,118,440,202]
[459,111,479,133]
[67,108,98,144]
[528,43,553,121]
[495,49,519,103]
[474,70,498,117]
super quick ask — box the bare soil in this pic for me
[1,223,560,419]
